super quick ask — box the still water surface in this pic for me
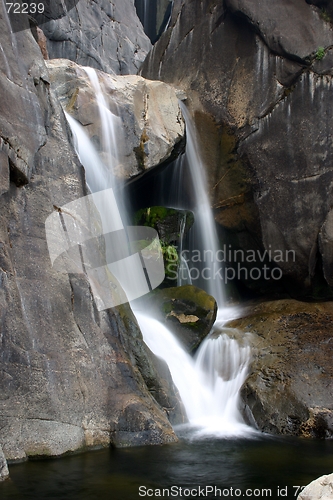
[1,430,332,500]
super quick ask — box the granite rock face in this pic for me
[225,0,333,62]
[0,5,183,465]
[41,0,152,75]
[46,59,185,180]
[227,300,333,438]
[141,0,333,298]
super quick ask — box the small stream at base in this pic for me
[1,436,333,500]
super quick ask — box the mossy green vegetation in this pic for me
[134,206,171,227]
[133,206,194,284]
[315,46,325,60]
[162,241,179,278]
[134,206,194,233]
[151,284,216,312]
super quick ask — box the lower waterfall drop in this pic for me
[135,311,254,438]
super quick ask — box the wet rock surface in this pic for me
[225,0,333,62]
[227,300,333,437]
[46,59,185,180]
[135,0,172,43]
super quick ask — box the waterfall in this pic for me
[179,103,225,309]
[133,106,226,307]
[177,213,192,286]
[65,70,163,303]
[135,0,173,43]
[64,72,253,438]
[135,311,253,438]
[83,67,121,179]
[65,113,114,194]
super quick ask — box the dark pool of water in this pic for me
[1,431,332,500]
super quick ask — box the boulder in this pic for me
[46,59,185,180]
[226,300,333,437]
[41,0,151,75]
[0,3,181,460]
[298,473,333,500]
[0,446,9,481]
[141,0,333,298]
[142,285,217,352]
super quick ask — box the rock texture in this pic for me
[298,473,333,500]
[227,300,333,437]
[143,285,217,352]
[225,0,333,62]
[0,5,183,465]
[141,0,333,298]
[0,446,9,482]
[41,0,151,75]
[46,59,185,180]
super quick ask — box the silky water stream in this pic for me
[2,71,332,500]
[133,102,254,438]
[65,69,254,438]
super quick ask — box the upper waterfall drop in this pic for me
[83,66,121,174]
[179,103,225,309]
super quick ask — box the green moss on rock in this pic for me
[145,285,217,353]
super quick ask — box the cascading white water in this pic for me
[135,311,253,438]
[65,75,254,438]
[83,67,121,179]
[135,104,253,436]
[65,69,154,302]
[180,103,225,309]
[65,113,114,194]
